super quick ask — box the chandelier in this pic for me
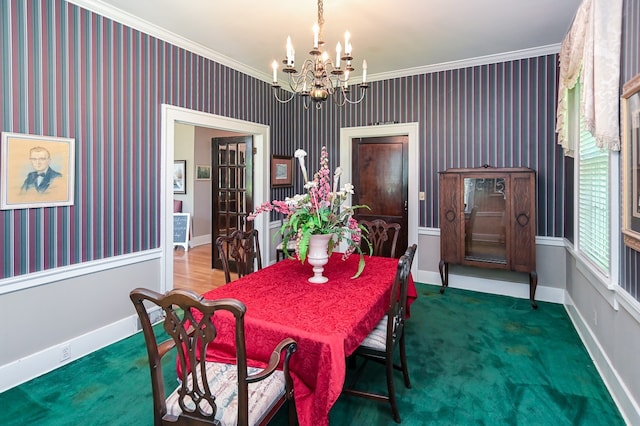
[271,0,368,109]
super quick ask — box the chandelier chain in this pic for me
[317,0,324,43]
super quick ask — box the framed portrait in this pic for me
[173,160,187,194]
[195,164,211,181]
[1,132,75,210]
[621,72,640,252]
[271,155,293,187]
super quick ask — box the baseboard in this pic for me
[0,315,139,393]
[190,234,211,247]
[418,269,565,304]
[564,295,640,425]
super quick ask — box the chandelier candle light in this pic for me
[248,147,372,282]
[271,0,369,109]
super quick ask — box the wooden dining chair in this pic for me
[360,219,401,258]
[216,229,262,283]
[130,287,297,426]
[343,246,415,423]
[275,239,298,262]
[404,243,417,272]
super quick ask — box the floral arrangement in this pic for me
[248,146,372,278]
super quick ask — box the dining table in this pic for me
[197,252,417,426]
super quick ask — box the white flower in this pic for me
[333,167,342,193]
[343,183,354,194]
[304,181,317,190]
[294,149,309,182]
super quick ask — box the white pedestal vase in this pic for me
[307,234,332,283]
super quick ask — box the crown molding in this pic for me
[66,1,560,86]
[65,0,269,83]
[364,44,561,83]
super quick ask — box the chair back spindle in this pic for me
[360,219,401,258]
[216,229,262,283]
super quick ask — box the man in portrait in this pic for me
[21,146,63,193]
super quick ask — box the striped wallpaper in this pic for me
[620,0,640,299]
[0,0,281,278]
[1,0,638,303]
[285,55,563,237]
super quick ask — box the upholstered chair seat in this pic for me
[165,363,286,426]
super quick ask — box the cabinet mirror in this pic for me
[463,177,507,264]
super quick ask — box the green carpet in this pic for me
[0,283,624,425]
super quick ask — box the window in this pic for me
[571,84,610,275]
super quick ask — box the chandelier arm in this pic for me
[332,89,348,107]
[340,85,369,105]
[303,96,312,110]
[272,87,296,104]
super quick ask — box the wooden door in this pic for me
[352,136,409,257]
[212,136,253,269]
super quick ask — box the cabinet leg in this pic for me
[529,270,538,309]
[438,260,448,294]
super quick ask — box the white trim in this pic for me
[0,315,138,393]
[422,226,567,248]
[535,235,566,247]
[65,1,562,86]
[367,44,562,83]
[160,105,270,293]
[609,150,621,286]
[0,249,161,295]
[189,234,211,248]
[340,123,420,277]
[615,287,640,326]
[418,228,567,304]
[564,295,640,426]
[419,270,566,305]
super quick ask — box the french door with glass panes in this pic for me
[212,136,253,269]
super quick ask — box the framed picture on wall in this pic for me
[621,72,640,252]
[0,132,75,210]
[271,155,293,187]
[195,164,211,180]
[173,160,186,194]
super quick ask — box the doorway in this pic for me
[340,123,420,273]
[161,105,270,293]
[211,136,254,269]
[352,136,409,256]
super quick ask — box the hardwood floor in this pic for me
[173,244,231,294]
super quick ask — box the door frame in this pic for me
[160,105,270,292]
[340,123,419,275]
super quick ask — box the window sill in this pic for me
[568,245,618,310]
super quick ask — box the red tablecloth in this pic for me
[198,253,417,426]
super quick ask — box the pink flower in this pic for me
[247,146,371,277]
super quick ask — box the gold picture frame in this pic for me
[0,132,75,210]
[271,155,293,187]
[621,73,640,252]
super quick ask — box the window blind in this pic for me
[578,118,610,273]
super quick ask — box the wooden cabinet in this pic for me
[438,167,538,308]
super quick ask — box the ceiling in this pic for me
[75,0,581,84]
